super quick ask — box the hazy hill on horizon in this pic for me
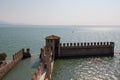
[0,20,12,25]
[0,20,120,28]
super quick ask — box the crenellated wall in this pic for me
[13,49,24,63]
[35,35,115,80]
[59,42,114,57]
[32,46,54,80]
[32,63,45,80]
[60,42,114,47]
[0,61,15,79]
[0,48,31,80]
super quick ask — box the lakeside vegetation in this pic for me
[0,53,7,64]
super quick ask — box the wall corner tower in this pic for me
[45,35,60,60]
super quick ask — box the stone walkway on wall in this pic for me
[38,61,54,80]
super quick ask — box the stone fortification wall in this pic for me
[0,61,14,79]
[13,49,24,63]
[32,46,54,80]
[0,48,30,79]
[59,42,114,57]
[32,63,46,80]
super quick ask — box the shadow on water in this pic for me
[32,59,40,69]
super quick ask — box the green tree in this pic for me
[0,53,7,61]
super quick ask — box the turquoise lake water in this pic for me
[0,25,120,80]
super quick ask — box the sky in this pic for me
[0,0,120,25]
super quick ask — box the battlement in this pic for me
[0,48,31,80]
[40,46,53,64]
[59,42,114,58]
[44,35,115,58]
[22,48,31,59]
[34,35,115,80]
[60,42,114,48]
[35,46,53,80]
[41,46,52,56]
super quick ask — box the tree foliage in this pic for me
[0,53,7,61]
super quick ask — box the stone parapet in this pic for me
[59,42,114,58]
[0,48,31,79]
[32,46,53,80]
[60,42,114,48]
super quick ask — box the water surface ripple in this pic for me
[0,25,120,80]
[52,54,120,80]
